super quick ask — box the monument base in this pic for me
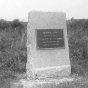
[35,65,71,79]
[10,65,71,88]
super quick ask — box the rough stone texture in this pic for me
[36,65,71,79]
[27,11,71,78]
[10,77,74,88]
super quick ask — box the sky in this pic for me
[0,0,88,21]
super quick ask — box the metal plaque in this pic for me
[36,29,65,49]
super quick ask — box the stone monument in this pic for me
[27,11,71,79]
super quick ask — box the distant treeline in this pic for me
[0,18,88,77]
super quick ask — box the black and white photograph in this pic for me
[0,0,88,88]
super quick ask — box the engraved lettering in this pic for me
[37,29,64,48]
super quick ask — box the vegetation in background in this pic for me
[0,19,27,78]
[0,18,88,78]
[67,18,88,75]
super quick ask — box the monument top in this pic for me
[28,11,66,29]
